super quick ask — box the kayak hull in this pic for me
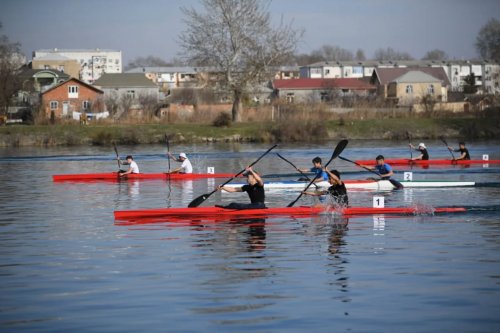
[114,205,466,220]
[354,158,498,166]
[224,179,477,191]
[53,172,240,182]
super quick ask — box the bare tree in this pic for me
[125,55,185,71]
[310,45,354,62]
[179,0,301,122]
[374,47,414,61]
[422,49,449,61]
[355,49,366,61]
[476,18,500,60]
[104,91,120,116]
[0,22,24,120]
[138,93,159,118]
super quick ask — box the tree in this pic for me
[463,73,477,94]
[179,0,301,122]
[355,49,366,61]
[125,56,184,71]
[0,22,24,120]
[422,49,449,61]
[310,45,353,62]
[476,18,500,60]
[373,47,414,61]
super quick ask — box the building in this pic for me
[33,48,122,84]
[93,73,159,117]
[126,66,200,91]
[31,53,81,78]
[300,60,500,94]
[41,78,104,119]
[386,71,445,106]
[272,78,376,103]
[370,67,450,100]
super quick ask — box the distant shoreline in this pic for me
[0,116,498,147]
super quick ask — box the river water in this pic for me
[1,140,500,332]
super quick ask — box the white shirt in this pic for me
[129,160,139,173]
[180,158,193,173]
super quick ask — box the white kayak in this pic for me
[224,179,477,191]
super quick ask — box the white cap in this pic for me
[179,153,187,159]
[418,143,426,149]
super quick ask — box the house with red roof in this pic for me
[272,78,376,103]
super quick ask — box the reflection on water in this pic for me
[1,142,500,332]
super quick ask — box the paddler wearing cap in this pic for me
[409,142,429,161]
[167,152,193,173]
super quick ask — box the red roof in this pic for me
[273,78,376,90]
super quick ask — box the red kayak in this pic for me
[53,172,242,182]
[114,205,466,220]
[354,158,498,166]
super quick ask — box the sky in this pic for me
[1,0,499,66]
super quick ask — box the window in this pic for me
[427,84,435,94]
[286,93,294,103]
[44,65,50,69]
[325,69,330,75]
[126,90,135,98]
[406,85,413,94]
[50,101,58,110]
[82,100,90,110]
[68,85,79,98]
[58,65,65,72]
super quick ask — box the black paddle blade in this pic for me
[329,139,349,163]
[188,193,211,208]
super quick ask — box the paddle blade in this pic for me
[331,139,348,161]
[188,193,211,208]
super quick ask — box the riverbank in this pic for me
[0,116,499,147]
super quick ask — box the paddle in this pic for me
[339,156,404,189]
[187,144,278,208]
[276,153,319,189]
[439,136,456,160]
[287,139,348,207]
[112,142,120,170]
[406,131,413,159]
[165,133,171,172]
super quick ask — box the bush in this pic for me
[212,112,232,127]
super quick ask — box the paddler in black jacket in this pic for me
[447,141,471,160]
[217,167,265,209]
[302,168,349,206]
[409,142,429,160]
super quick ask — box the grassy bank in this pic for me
[0,116,499,147]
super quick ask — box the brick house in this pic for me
[272,78,376,103]
[41,78,104,119]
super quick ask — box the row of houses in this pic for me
[11,48,500,122]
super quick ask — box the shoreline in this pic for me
[1,117,499,147]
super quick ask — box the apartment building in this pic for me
[33,48,122,84]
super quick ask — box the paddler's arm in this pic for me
[246,167,263,187]
[302,189,327,196]
[325,168,344,185]
[217,185,242,193]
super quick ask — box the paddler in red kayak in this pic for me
[216,167,266,209]
[118,155,140,176]
[447,141,471,160]
[302,168,349,206]
[409,142,429,160]
[167,152,193,173]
